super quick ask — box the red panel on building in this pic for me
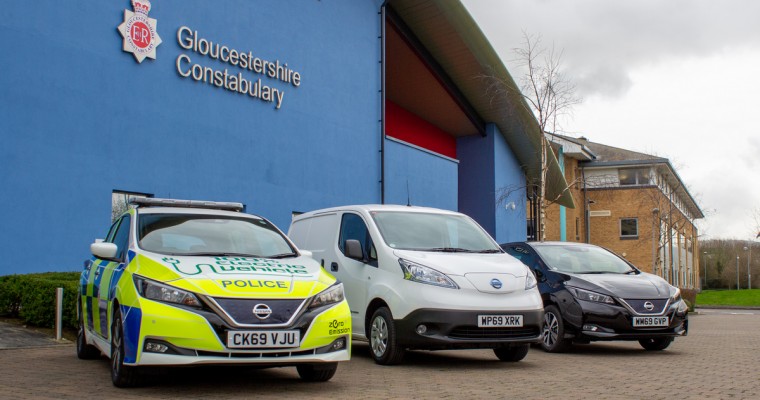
[385,100,456,159]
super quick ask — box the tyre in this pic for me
[638,337,673,351]
[369,307,405,365]
[76,302,100,360]
[493,344,529,362]
[111,308,141,387]
[541,305,571,353]
[296,363,338,382]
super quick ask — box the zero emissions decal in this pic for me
[162,256,311,276]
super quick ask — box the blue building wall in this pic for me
[492,125,528,243]
[0,1,384,275]
[383,139,458,211]
[458,124,526,243]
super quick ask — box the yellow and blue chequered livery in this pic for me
[78,199,351,387]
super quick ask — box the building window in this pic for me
[618,168,650,186]
[620,218,638,239]
[575,217,580,241]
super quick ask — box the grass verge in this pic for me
[696,289,760,307]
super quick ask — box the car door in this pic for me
[94,214,131,338]
[334,212,378,333]
[85,219,119,333]
[504,244,551,302]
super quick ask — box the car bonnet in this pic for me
[393,250,530,293]
[570,272,672,299]
[131,253,332,298]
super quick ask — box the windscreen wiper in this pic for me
[425,247,475,253]
[266,253,298,259]
[477,249,503,254]
[181,252,260,257]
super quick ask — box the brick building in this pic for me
[541,134,704,289]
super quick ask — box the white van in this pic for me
[288,205,544,365]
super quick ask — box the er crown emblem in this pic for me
[118,0,162,63]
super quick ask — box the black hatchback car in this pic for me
[501,241,688,352]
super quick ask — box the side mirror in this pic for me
[345,239,364,261]
[91,242,118,260]
[534,268,546,282]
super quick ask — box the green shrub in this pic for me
[0,275,24,316]
[0,272,80,329]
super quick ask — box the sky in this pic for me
[461,0,760,241]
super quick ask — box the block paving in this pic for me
[1,310,758,399]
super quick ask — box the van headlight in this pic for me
[525,270,537,290]
[133,275,202,308]
[398,259,459,289]
[308,283,345,310]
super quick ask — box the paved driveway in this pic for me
[1,311,758,399]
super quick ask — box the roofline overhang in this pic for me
[387,0,575,209]
[546,132,596,161]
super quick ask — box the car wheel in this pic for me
[296,363,338,382]
[111,307,141,387]
[76,303,100,360]
[638,337,674,351]
[369,307,405,365]
[541,305,571,353]
[493,344,529,362]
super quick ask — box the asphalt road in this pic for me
[1,310,758,399]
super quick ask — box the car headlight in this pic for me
[677,299,688,313]
[670,288,682,303]
[525,269,537,290]
[308,283,344,310]
[568,286,615,304]
[133,275,202,308]
[398,259,459,289]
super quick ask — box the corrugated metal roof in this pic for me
[388,0,575,209]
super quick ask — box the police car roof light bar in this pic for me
[129,197,244,212]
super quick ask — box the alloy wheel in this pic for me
[543,312,559,348]
[370,315,388,357]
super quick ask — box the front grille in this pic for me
[196,349,317,358]
[620,298,669,315]
[212,298,306,325]
[448,326,540,340]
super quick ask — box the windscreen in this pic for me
[533,245,635,274]
[137,213,295,258]
[370,211,501,253]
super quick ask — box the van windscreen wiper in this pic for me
[424,247,475,253]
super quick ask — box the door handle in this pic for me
[331,262,339,272]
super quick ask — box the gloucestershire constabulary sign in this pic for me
[118,0,162,63]
[175,27,301,110]
[115,2,300,109]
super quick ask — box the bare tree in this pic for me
[508,33,581,241]
[481,32,581,241]
[752,207,760,239]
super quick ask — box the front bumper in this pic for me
[137,339,350,366]
[128,298,352,366]
[562,298,689,342]
[394,308,544,350]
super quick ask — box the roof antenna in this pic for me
[406,180,412,207]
